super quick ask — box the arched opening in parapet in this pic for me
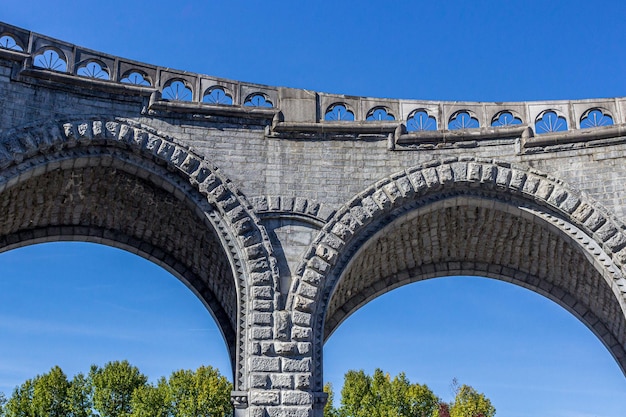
[320,195,626,416]
[0,149,245,382]
[0,241,232,396]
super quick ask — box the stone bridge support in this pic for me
[1,21,626,417]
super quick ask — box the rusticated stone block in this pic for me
[282,391,313,406]
[251,374,270,388]
[266,406,311,417]
[274,342,297,355]
[249,357,280,372]
[252,327,273,340]
[250,390,280,406]
[270,374,294,389]
[282,358,311,373]
[291,326,312,341]
[294,374,311,390]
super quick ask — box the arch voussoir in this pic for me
[286,157,626,392]
[0,118,282,394]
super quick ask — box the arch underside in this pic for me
[324,194,626,373]
[0,150,239,365]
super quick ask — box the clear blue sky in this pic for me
[2,1,626,416]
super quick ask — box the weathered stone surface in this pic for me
[2,22,626,417]
[250,390,280,406]
[282,358,311,373]
[249,357,280,373]
[270,374,294,389]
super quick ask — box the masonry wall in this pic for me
[2,35,626,417]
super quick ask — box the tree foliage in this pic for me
[0,392,7,417]
[167,366,232,417]
[4,363,494,417]
[129,378,170,417]
[5,377,35,417]
[336,369,439,417]
[32,365,71,417]
[90,361,147,417]
[448,384,495,417]
[3,362,232,417]
[333,370,495,417]
[67,373,94,417]
[323,383,338,417]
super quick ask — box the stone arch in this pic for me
[0,118,280,391]
[288,158,626,390]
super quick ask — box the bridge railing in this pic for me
[1,21,625,148]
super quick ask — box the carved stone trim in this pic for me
[252,195,336,226]
[231,391,249,408]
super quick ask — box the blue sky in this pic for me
[2,1,626,416]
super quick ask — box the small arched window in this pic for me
[162,79,193,101]
[325,103,355,121]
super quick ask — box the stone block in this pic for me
[294,374,311,390]
[250,390,280,406]
[253,312,273,325]
[249,357,280,372]
[267,406,311,417]
[270,374,294,389]
[297,342,312,355]
[282,358,311,373]
[291,325,312,341]
[250,373,270,388]
[275,342,297,355]
[252,327,273,340]
[282,391,313,406]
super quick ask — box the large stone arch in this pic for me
[288,158,626,391]
[0,118,280,391]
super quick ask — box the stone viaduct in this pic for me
[1,21,626,416]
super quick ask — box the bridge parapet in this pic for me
[2,21,625,151]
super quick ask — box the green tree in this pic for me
[339,369,438,417]
[89,361,148,417]
[5,378,35,417]
[402,376,439,417]
[167,366,232,417]
[323,383,338,417]
[339,370,370,417]
[0,392,7,417]
[130,378,170,417]
[4,362,234,417]
[68,373,93,417]
[449,384,495,417]
[32,366,70,417]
